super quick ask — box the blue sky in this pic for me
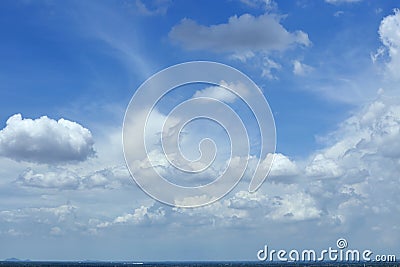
[0,0,400,261]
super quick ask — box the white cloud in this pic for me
[261,58,281,80]
[265,153,299,179]
[267,192,322,221]
[169,11,311,80]
[82,166,131,189]
[174,197,250,226]
[34,204,77,222]
[326,97,400,161]
[334,10,345,17]
[135,0,171,16]
[0,114,95,164]
[113,205,166,225]
[325,0,362,4]
[0,203,82,238]
[96,203,166,228]
[305,154,343,179]
[304,95,400,228]
[240,0,277,11]
[16,165,131,190]
[5,228,26,237]
[376,9,400,80]
[18,168,80,189]
[50,226,62,236]
[192,81,249,103]
[292,60,314,76]
[171,184,322,225]
[0,204,77,224]
[169,13,310,55]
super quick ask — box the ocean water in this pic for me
[0,262,399,267]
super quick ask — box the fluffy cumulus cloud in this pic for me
[309,96,400,167]
[375,9,400,80]
[0,114,95,164]
[169,7,311,80]
[169,13,310,55]
[303,95,400,239]
[262,153,299,181]
[305,153,343,179]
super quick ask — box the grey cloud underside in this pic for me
[0,114,95,164]
[169,13,310,54]
[17,165,131,190]
[168,12,311,80]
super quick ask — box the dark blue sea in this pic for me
[0,262,399,267]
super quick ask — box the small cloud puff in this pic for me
[293,60,314,76]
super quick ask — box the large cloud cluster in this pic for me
[96,95,400,239]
